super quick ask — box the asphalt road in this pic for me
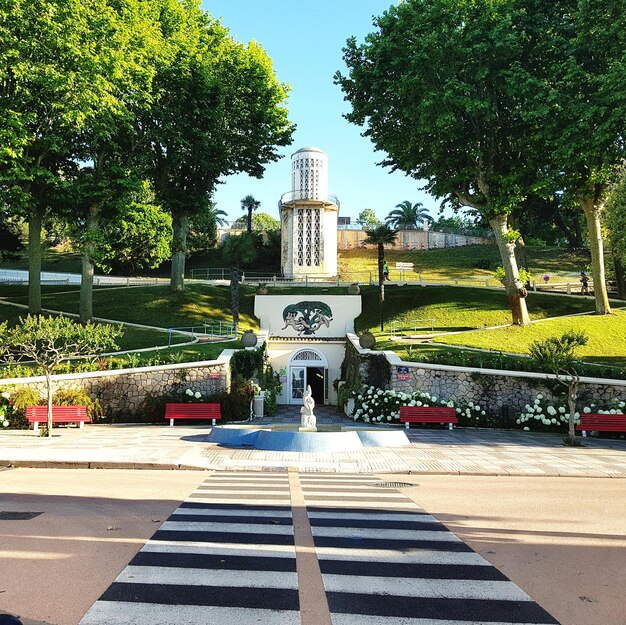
[1,468,625,625]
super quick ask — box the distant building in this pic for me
[279,147,339,278]
[337,216,351,226]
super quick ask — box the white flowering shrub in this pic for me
[350,386,494,427]
[183,388,205,402]
[0,390,11,427]
[517,394,625,432]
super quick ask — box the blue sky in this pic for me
[204,0,442,224]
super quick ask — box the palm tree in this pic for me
[241,194,261,234]
[385,200,431,230]
[222,233,258,331]
[208,202,228,227]
[364,224,397,331]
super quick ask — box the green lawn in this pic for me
[0,302,188,351]
[339,244,592,283]
[437,309,626,367]
[355,285,596,335]
[2,284,259,332]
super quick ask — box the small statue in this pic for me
[300,385,317,430]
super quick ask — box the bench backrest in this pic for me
[395,262,414,270]
[165,403,221,418]
[26,405,87,419]
[400,406,457,419]
[577,413,626,427]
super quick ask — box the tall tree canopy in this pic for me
[144,1,294,292]
[537,0,626,314]
[604,168,626,299]
[385,200,431,230]
[336,0,562,325]
[0,0,155,314]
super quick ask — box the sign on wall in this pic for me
[397,365,410,381]
[282,301,333,336]
[255,295,361,337]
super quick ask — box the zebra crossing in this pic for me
[80,471,560,625]
[300,474,559,624]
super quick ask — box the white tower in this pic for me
[279,147,339,279]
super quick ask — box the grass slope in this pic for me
[2,284,259,331]
[339,244,591,282]
[438,309,626,367]
[355,285,596,334]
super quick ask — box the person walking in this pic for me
[383,260,390,280]
[580,271,589,295]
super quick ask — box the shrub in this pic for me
[516,394,625,432]
[349,386,492,427]
[1,385,42,429]
[54,388,104,422]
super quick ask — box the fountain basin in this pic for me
[206,424,410,452]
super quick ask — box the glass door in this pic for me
[290,367,306,403]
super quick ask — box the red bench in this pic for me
[400,406,458,430]
[165,403,222,427]
[26,405,90,431]
[576,413,626,437]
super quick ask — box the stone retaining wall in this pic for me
[347,334,626,418]
[0,358,231,418]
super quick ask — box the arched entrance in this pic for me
[288,348,329,405]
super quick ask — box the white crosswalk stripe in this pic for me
[80,471,559,625]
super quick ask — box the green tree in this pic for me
[95,201,172,275]
[604,169,626,299]
[232,211,280,232]
[241,194,261,235]
[0,208,23,261]
[364,224,397,331]
[0,0,154,314]
[356,208,380,229]
[222,233,258,330]
[188,201,227,253]
[336,0,555,326]
[144,3,294,293]
[385,200,431,230]
[0,316,121,437]
[529,330,588,445]
[539,0,626,314]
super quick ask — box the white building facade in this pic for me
[279,147,339,279]
[255,294,361,405]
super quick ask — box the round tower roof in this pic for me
[292,146,326,156]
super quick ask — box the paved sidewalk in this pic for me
[2,416,626,476]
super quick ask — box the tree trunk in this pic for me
[79,204,100,323]
[580,198,611,314]
[614,257,626,300]
[378,243,385,332]
[553,208,583,249]
[231,266,240,331]
[45,370,53,438]
[28,207,45,315]
[567,378,579,445]
[247,209,252,234]
[170,212,189,292]
[489,214,531,326]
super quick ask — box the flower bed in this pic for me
[517,395,625,432]
[350,386,499,427]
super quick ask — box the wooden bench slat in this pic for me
[165,402,222,426]
[26,405,90,431]
[576,413,626,436]
[399,406,458,430]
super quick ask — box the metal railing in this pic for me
[166,320,237,346]
[390,318,436,338]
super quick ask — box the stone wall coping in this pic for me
[0,353,232,386]
[346,333,626,388]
